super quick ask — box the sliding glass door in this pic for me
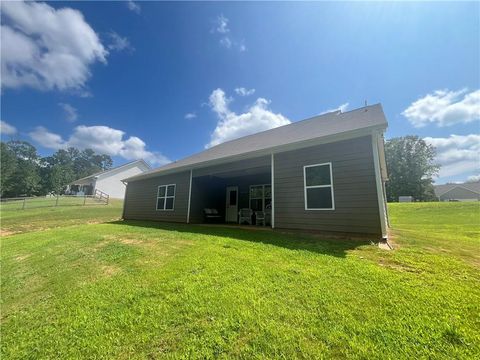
[249,184,272,211]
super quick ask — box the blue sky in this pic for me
[1,1,479,184]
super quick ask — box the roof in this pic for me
[434,181,480,197]
[126,104,388,182]
[70,159,150,184]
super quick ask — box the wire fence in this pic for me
[0,195,109,211]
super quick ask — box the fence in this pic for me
[0,191,109,211]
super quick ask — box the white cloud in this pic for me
[403,89,480,127]
[207,88,290,148]
[467,174,480,183]
[58,103,78,122]
[238,41,247,52]
[235,87,256,97]
[424,134,480,178]
[184,113,197,119]
[126,1,141,14]
[28,125,170,165]
[215,14,230,34]
[211,15,245,52]
[1,1,107,91]
[0,120,17,135]
[219,36,233,49]
[29,126,66,149]
[107,31,133,52]
[319,102,349,115]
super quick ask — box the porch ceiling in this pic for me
[194,165,271,179]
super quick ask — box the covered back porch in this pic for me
[188,155,273,227]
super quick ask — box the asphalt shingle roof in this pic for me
[434,181,480,197]
[126,104,388,182]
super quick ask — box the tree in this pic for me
[0,142,16,196]
[1,140,114,197]
[385,136,440,202]
[73,149,112,179]
[5,140,41,197]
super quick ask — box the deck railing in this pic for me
[94,189,109,205]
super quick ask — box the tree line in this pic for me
[1,140,112,198]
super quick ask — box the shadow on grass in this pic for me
[108,220,373,258]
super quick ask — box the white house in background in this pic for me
[67,160,151,199]
[434,181,480,202]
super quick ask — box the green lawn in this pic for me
[0,198,123,235]
[1,202,479,359]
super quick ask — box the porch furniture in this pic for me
[204,208,222,223]
[238,208,253,225]
[265,204,272,226]
[255,211,266,226]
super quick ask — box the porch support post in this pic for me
[271,153,275,229]
[372,132,387,239]
[187,169,193,223]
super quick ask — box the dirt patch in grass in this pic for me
[102,234,145,246]
[0,230,18,237]
[378,260,421,273]
[101,264,121,277]
[14,254,31,262]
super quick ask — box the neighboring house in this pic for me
[399,196,414,202]
[434,182,480,202]
[68,160,150,199]
[122,104,389,239]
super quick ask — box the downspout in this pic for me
[121,180,127,220]
[271,153,275,229]
[187,169,193,224]
[371,131,388,240]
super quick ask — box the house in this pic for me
[67,160,150,199]
[122,104,389,239]
[434,181,480,202]
[399,196,414,202]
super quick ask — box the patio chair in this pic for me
[255,211,266,226]
[265,204,272,226]
[238,208,253,225]
[203,208,222,223]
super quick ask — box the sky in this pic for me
[1,1,479,184]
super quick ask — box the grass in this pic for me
[1,202,479,359]
[0,199,123,235]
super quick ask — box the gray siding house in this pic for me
[122,104,389,239]
[434,182,480,201]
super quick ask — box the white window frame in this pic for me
[249,184,272,211]
[303,162,335,211]
[156,184,176,211]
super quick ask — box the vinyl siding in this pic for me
[274,135,382,235]
[123,171,190,222]
[95,162,150,199]
[439,187,480,201]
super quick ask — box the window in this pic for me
[304,163,334,210]
[156,184,176,210]
[249,184,272,211]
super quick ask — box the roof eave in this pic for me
[123,124,387,183]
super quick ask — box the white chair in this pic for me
[238,208,253,225]
[255,211,266,226]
